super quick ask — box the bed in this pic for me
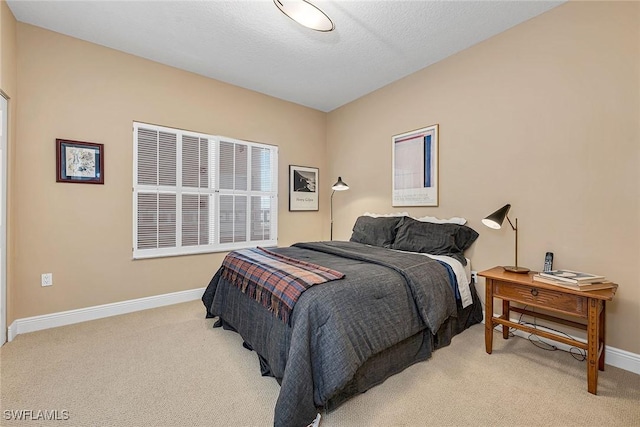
[202,215,483,427]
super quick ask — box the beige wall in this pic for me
[1,0,17,323]
[12,24,326,322]
[8,2,640,356]
[327,2,640,354]
[0,0,17,91]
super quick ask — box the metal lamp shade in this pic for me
[332,177,349,191]
[482,203,529,274]
[482,204,511,230]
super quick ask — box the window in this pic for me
[133,122,278,259]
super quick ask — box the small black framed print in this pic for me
[56,139,104,184]
[289,165,319,211]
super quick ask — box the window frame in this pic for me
[132,122,278,259]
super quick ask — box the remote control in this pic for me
[543,252,554,272]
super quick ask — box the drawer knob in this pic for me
[531,288,539,297]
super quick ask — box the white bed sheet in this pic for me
[385,247,474,309]
[421,254,473,309]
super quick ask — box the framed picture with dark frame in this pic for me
[56,139,104,184]
[289,165,319,211]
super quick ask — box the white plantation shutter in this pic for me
[235,144,248,191]
[199,194,210,244]
[137,129,158,186]
[182,135,200,188]
[234,195,247,242]
[182,194,199,246]
[158,132,177,186]
[219,194,247,243]
[181,135,211,247]
[250,146,275,242]
[133,122,277,259]
[251,147,272,192]
[200,138,209,189]
[135,128,177,251]
[182,135,209,188]
[219,195,233,244]
[251,196,271,241]
[218,139,254,245]
[158,193,177,247]
[182,193,210,247]
[136,191,178,250]
[219,141,234,190]
[137,193,158,249]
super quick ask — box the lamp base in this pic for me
[503,266,530,274]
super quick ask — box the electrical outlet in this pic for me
[41,273,53,287]
[471,271,478,284]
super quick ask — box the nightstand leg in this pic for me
[502,300,510,339]
[485,279,494,354]
[587,298,599,394]
[598,301,606,371]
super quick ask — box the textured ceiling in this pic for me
[7,0,564,112]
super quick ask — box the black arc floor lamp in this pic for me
[482,203,530,273]
[330,177,349,240]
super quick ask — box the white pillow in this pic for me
[414,215,467,225]
[363,212,409,218]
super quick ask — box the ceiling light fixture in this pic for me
[274,0,335,32]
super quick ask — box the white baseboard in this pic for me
[488,315,640,376]
[7,287,206,342]
[7,293,639,376]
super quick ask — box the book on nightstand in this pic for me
[532,274,615,291]
[538,269,605,284]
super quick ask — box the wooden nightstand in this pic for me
[479,267,617,395]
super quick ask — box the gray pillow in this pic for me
[349,216,404,248]
[391,216,478,264]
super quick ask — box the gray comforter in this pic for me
[202,241,467,427]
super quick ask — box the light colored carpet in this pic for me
[1,300,639,426]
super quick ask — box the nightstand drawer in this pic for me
[494,280,588,317]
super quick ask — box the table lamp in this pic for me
[482,203,530,273]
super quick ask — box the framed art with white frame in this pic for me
[391,124,438,207]
[289,165,319,211]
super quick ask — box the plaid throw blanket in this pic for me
[221,247,345,324]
